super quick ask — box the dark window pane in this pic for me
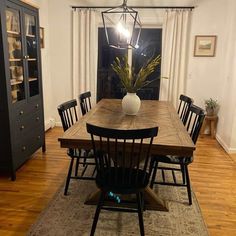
[97,28,162,101]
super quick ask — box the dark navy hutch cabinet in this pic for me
[0,0,45,180]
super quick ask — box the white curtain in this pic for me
[72,9,98,105]
[160,10,191,108]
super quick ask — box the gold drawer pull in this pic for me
[36,117,40,121]
[37,135,41,140]
[20,125,25,130]
[19,110,24,115]
[35,104,39,108]
[22,146,26,151]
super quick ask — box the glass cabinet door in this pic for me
[5,8,25,104]
[24,13,39,97]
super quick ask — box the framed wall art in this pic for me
[194,35,217,57]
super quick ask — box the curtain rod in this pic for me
[71,6,195,10]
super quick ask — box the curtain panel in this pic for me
[160,10,191,108]
[72,9,98,106]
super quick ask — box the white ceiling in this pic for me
[73,0,197,7]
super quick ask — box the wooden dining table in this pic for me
[58,99,195,211]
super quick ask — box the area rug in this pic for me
[27,176,208,236]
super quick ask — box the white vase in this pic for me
[122,92,141,115]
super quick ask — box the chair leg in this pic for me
[150,160,158,189]
[75,158,79,177]
[75,149,82,177]
[136,192,145,236]
[185,165,192,205]
[64,157,74,195]
[83,150,88,167]
[90,192,104,236]
[180,163,186,184]
[92,166,97,177]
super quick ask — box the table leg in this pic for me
[84,187,168,212]
[144,187,168,211]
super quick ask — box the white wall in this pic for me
[47,0,79,124]
[186,0,236,152]
[38,0,54,130]
[29,0,236,152]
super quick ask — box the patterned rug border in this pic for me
[27,179,209,236]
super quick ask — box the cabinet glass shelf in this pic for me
[29,77,38,82]
[10,80,23,85]
[26,34,35,38]
[7,30,20,36]
[9,58,21,62]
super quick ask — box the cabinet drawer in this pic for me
[13,111,43,140]
[13,101,42,120]
[13,129,44,169]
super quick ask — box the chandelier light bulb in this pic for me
[116,22,130,39]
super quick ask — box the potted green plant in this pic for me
[204,98,219,116]
[111,55,164,115]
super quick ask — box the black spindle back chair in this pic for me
[86,123,158,236]
[185,104,205,144]
[57,99,95,195]
[177,94,193,125]
[58,99,78,132]
[79,91,92,115]
[150,104,205,205]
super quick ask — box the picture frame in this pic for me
[194,35,217,57]
[39,27,45,48]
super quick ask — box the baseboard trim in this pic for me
[55,121,62,127]
[45,118,56,131]
[216,135,236,154]
[228,148,236,154]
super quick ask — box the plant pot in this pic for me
[122,93,141,115]
[206,107,215,116]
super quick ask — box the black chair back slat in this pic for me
[143,137,154,177]
[79,91,92,115]
[114,139,118,167]
[86,123,158,193]
[57,99,78,131]
[129,139,135,169]
[184,104,205,144]
[122,139,126,185]
[106,138,111,167]
[178,94,193,125]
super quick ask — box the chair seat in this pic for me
[96,167,149,194]
[152,155,193,164]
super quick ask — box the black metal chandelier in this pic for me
[101,0,142,49]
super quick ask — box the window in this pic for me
[97,28,162,101]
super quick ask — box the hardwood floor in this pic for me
[0,127,236,235]
[190,136,236,236]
